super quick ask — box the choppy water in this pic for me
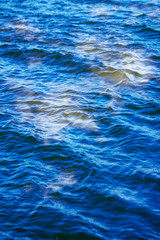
[0,0,160,239]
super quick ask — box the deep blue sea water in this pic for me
[0,0,160,239]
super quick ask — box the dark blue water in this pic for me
[0,0,160,239]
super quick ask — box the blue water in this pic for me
[0,0,160,239]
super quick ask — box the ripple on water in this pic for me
[0,0,160,239]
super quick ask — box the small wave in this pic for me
[136,26,160,34]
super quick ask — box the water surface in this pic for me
[0,0,160,239]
